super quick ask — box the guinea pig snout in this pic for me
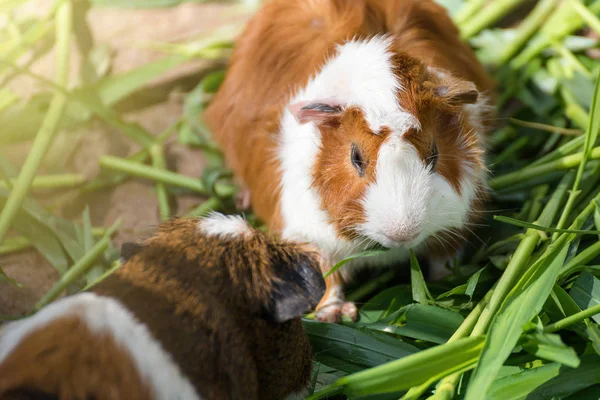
[383,222,422,245]
[384,229,419,244]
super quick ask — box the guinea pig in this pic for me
[0,213,326,400]
[204,0,496,323]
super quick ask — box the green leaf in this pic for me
[487,362,563,400]
[359,284,413,323]
[525,354,600,399]
[303,319,419,371]
[520,332,580,368]
[465,237,572,399]
[544,284,586,336]
[0,189,83,263]
[594,199,600,238]
[494,215,600,235]
[487,355,600,400]
[181,70,226,148]
[410,250,432,304]
[359,304,464,344]
[569,271,600,324]
[308,336,484,399]
[437,266,489,301]
[587,324,600,357]
[324,248,388,279]
[82,206,104,286]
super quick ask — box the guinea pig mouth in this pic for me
[363,230,423,250]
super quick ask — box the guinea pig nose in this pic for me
[385,230,419,243]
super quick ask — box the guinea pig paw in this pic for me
[341,302,358,321]
[316,302,358,323]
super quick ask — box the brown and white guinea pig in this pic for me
[204,0,496,323]
[0,213,326,400]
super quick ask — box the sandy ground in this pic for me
[0,1,254,316]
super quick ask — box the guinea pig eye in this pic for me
[428,141,439,170]
[351,143,366,177]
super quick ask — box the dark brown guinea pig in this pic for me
[0,213,326,400]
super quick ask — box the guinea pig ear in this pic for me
[435,80,479,106]
[430,78,479,107]
[425,67,479,106]
[288,98,343,126]
[267,253,326,323]
[120,242,144,263]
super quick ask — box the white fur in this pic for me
[0,293,201,400]
[278,36,484,276]
[198,212,251,239]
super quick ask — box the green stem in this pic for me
[0,0,72,246]
[150,144,171,221]
[100,156,236,197]
[34,220,120,308]
[82,120,181,193]
[553,41,592,78]
[566,104,591,131]
[33,219,121,311]
[454,0,487,25]
[0,236,30,255]
[460,0,526,40]
[509,118,582,136]
[559,241,600,281]
[185,197,222,217]
[472,233,539,335]
[530,135,585,167]
[0,174,86,190]
[544,303,600,333]
[512,0,600,68]
[490,146,600,190]
[495,0,558,65]
[570,0,600,36]
[346,270,396,303]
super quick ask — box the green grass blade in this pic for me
[493,215,600,235]
[33,218,122,311]
[324,248,388,279]
[99,155,237,197]
[568,271,600,324]
[520,332,580,368]
[552,70,600,239]
[410,250,432,304]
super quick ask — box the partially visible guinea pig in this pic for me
[204,0,496,323]
[0,213,326,400]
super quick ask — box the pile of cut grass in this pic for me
[2,0,600,399]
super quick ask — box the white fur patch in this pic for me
[0,293,201,400]
[198,212,251,239]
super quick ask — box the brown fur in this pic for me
[0,316,151,400]
[312,107,390,239]
[205,0,496,316]
[0,217,326,400]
